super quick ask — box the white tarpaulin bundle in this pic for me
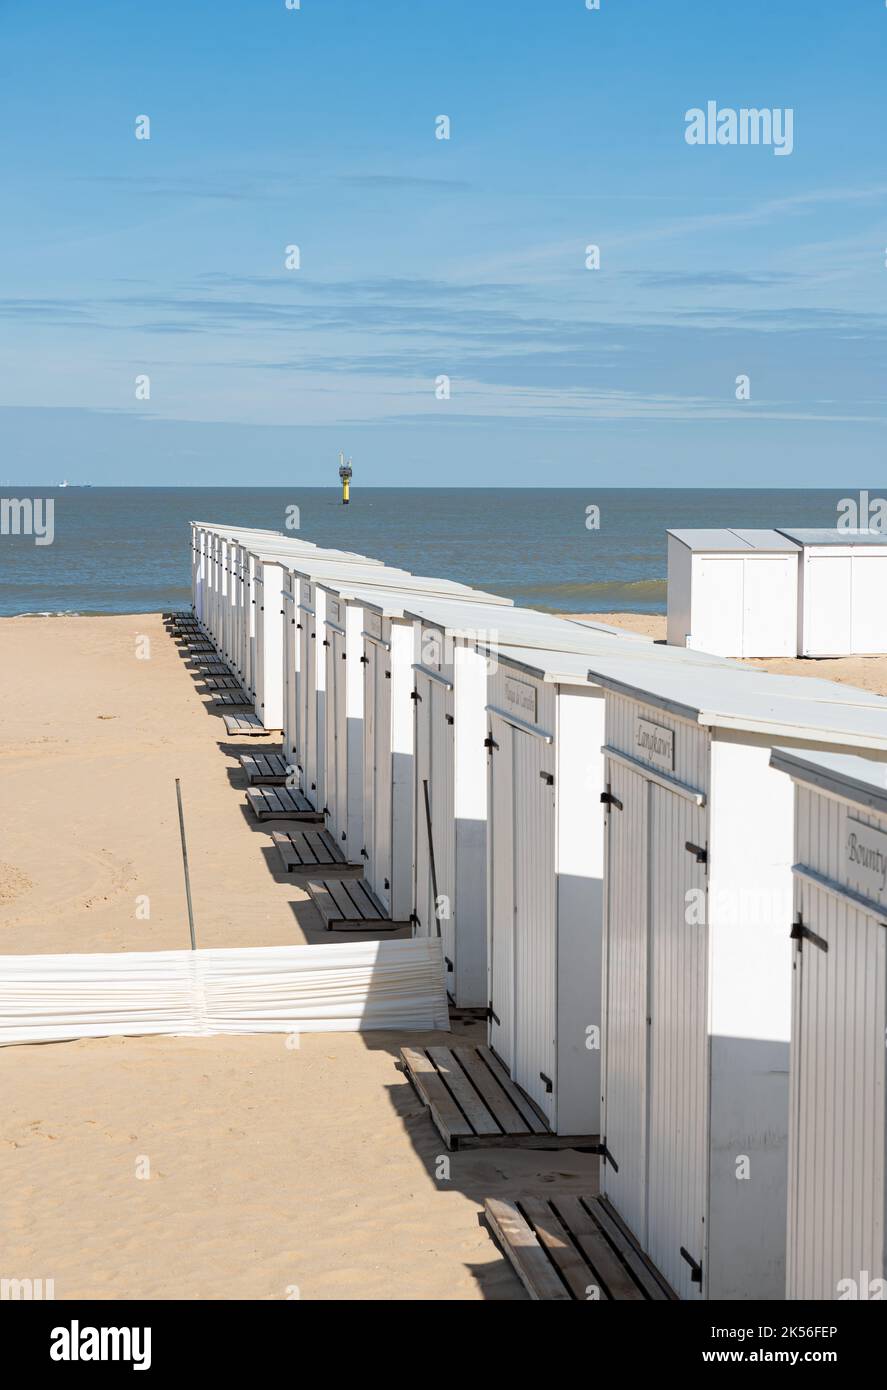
[0,938,449,1046]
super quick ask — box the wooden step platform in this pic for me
[183,641,215,653]
[398,1044,597,1152]
[484,1195,675,1302]
[196,660,231,675]
[211,691,253,707]
[246,785,322,821]
[306,879,401,931]
[223,711,272,737]
[203,675,243,691]
[239,752,290,785]
[272,829,363,878]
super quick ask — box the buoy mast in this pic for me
[338,451,352,505]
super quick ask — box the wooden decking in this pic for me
[203,675,243,691]
[196,659,232,675]
[484,1195,675,1302]
[307,879,400,930]
[272,828,362,877]
[398,1044,597,1151]
[246,785,322,821]
[239,752,289,785]
[211,691,253,707]
[223,711,271,737]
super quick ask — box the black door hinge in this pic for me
[487,1001,500,1026]
[444,956,453,973]
[791,913,828,953]
[599,1138,619,1172]
[540,771,554,786]
[385,670,391,679]
[685,841,707,865]
[410,690,421,702]
[484,735,498,751]
[680,1247,703,1286]
[360,655,369,664]
[539,1071,553,1093]
[445,713,453,725]
[600,785,623,811]
[360,847,368,859]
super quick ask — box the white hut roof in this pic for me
[586,657,887,750]
[668,528,799,552]
[770,746,887,816]
[775,527,887,547]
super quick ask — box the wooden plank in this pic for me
[400,1047,474,1149]
[591,1198,674,1300]
[272,829,362,877]
[455,1049,532,1136]
[246,786,321,819]
[224,712,272,738]
[548,1196,642,1302]
[480,1047,550,1134]
[519,1197,602,1301]
[427,1047,501,1136]
[307,878,395,930]
[484,1199,572,1301]
[211,692,252,707]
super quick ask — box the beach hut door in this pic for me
[601,761,650,1240]
[512,724,557,1124]
[487,717,514,1065]
[646,785,708,1299]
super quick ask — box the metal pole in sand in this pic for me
[175,778,197,950]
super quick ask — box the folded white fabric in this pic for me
[0,938,450,1045]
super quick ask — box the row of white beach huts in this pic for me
[188,520,887,1302]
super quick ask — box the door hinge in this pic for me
[409,912,419,927]
[488,1000,500,1026]
[484,735,498,751]
[444,956,453,973]
[685,841,707,865]
[790,913,828,954]
[341,831,347,841]
[540,771,554,786]
[600,785,623,811]
[360,655,369,664]
[385,670,391,679]
[322,639,330,647]
[680,1247,703,1286]
[360,847,368,859]
[599,1138,619,1172]
[445,713,454,725]
[539,1071,553,1094]
[410,690,421,702]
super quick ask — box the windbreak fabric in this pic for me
[0,938,450,1046]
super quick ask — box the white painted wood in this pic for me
[774,748,887,1298]
[666,529,799,658]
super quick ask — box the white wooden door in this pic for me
[788,878,886,1298]
[742,556,797,658]
[646,785,708,1300]
[412,671,434,937]
[512,726,557,1124]
[851,552,887,654]
[432,680,456,982]
[804,553,852,656]
[487,717,514,1064]
[601,760,650,1241]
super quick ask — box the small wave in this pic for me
[503,577,667,602]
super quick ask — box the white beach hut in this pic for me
[667,528,800,658]
[319,575,512,867]
[589,656,887,1300]
[407,605,652,1008]
[775,527,887,657]
[769,745,887,1301]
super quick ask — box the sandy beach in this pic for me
[0,613,602,1301]
[3,610,886,1301]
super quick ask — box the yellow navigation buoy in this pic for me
[338,451,353,505]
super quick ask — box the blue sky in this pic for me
[1,0,885,485]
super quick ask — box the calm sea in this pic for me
[0,487,859,618]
